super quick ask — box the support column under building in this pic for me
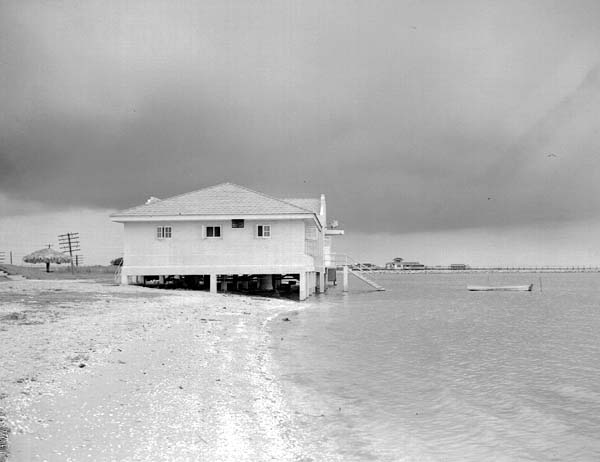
[299,272,307,301]
[318,271,325,293]
[343,265,349,292]
[210,274,217,294]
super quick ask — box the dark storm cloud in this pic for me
[2,0,600,233]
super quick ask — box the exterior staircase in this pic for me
[332,254,386,291]
[348,267,386,291]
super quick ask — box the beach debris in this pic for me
[1,312,27,322]
[282,317,291,322]
[78,363,86,368]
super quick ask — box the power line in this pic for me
[58,232,82,273]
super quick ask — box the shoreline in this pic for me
[0,279,309,461]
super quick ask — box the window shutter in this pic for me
[201,225,206,239]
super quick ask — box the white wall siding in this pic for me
[123,219,314,274]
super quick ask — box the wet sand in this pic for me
[0,279,305,461]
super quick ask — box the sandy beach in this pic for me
[0,278,307,461]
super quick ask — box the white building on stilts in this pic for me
[110,182,342,300]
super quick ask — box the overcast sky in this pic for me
[2,1,600,264]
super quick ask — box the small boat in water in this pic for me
[467,284,533,292]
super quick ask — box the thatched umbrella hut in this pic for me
[23,247,72,272]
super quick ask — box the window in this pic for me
[231,219,245,228]
[256,224,271,238]
[156,226,172,239]
[205,226,221,238]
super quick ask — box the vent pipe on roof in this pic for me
[146,196,161,204]
[320,194,326,219]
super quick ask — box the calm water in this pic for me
[270,273,600,461]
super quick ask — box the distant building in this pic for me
[400,262,425,270]
[385,257,425,270]
[450,264,469,270]
[385,257,403,269]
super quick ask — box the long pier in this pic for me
[370,266,600,274]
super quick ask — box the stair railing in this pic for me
[331,253,376,272]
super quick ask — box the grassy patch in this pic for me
[0,264,117,283]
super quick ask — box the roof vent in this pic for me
[145,196,161,204]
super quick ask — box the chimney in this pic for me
[320,194,326,224]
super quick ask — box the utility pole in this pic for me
[58,232,81,274]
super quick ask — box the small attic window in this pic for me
[156,226,172,239]
[231,219,245,228]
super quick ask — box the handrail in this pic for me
[330,253,375,272]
